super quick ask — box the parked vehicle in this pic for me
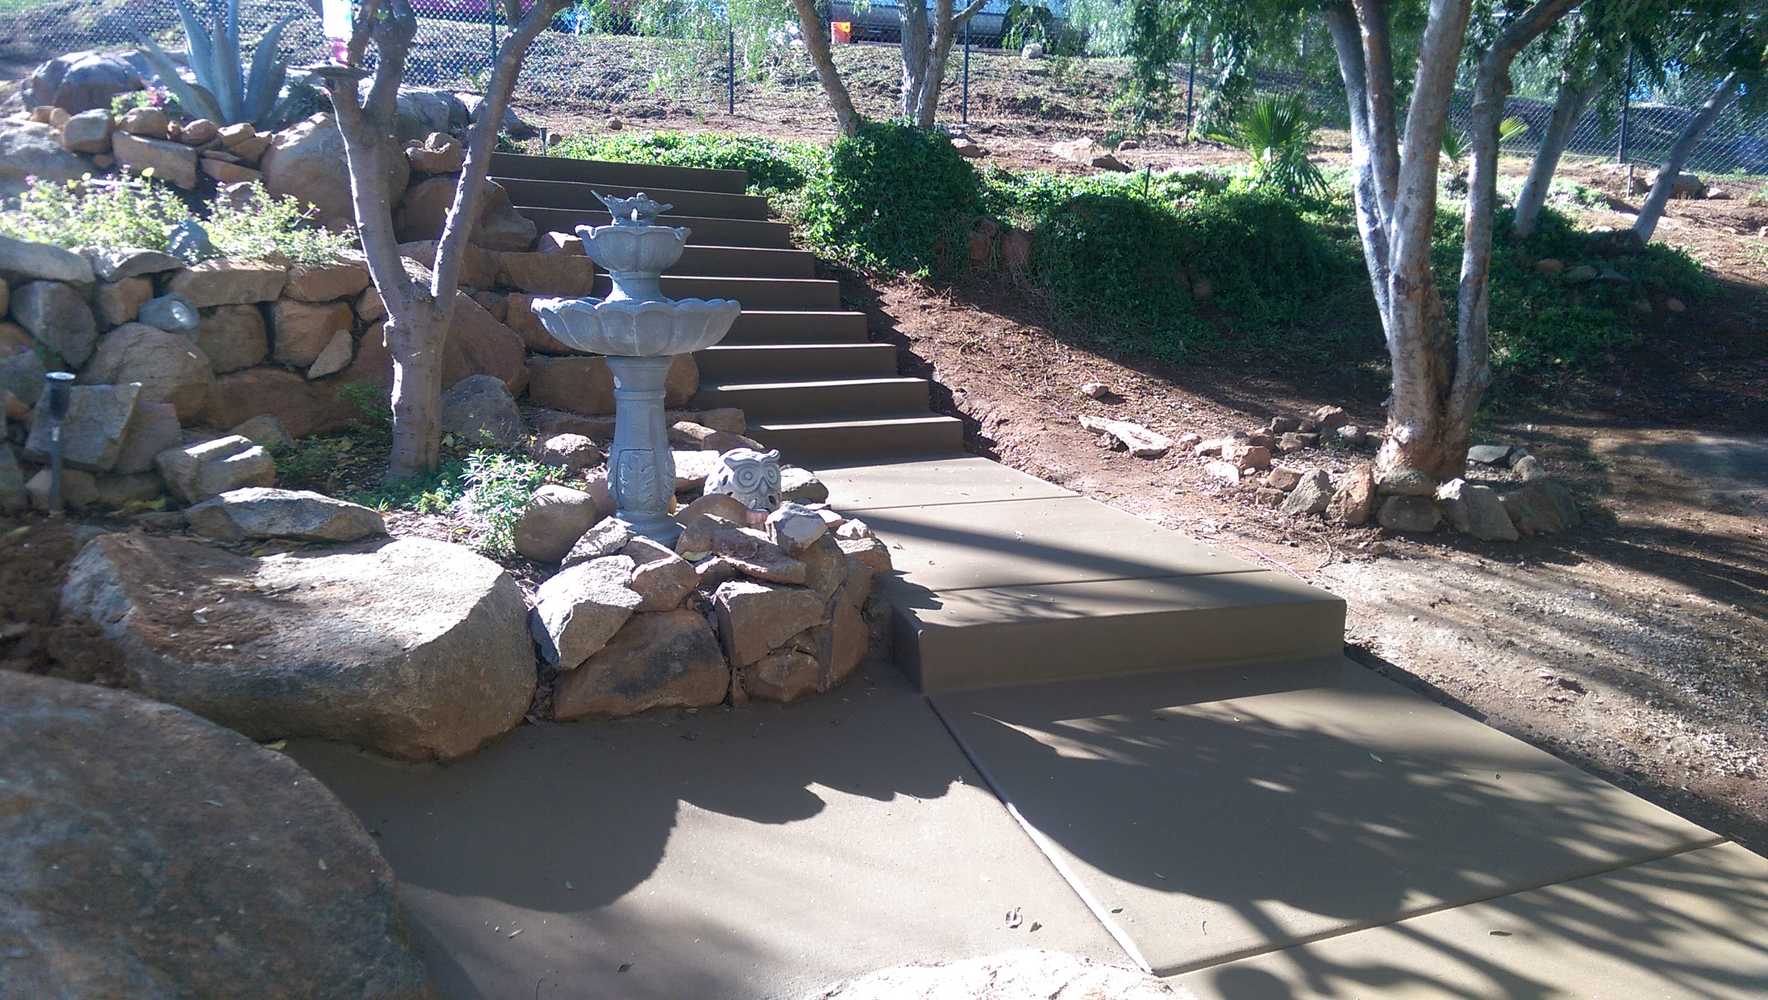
[826,0,1069,48]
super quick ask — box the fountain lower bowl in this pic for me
[531,296,740,357]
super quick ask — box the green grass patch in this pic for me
[550,129,826,205]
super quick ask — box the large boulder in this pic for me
[196,303,270,373]
[166,259,287,308]
[351,295,527,395]
[0,233,94,284]
[261,114,410,231]
[113,401,182,475]
[513,484,603,562]
[23,382,139,472]
[11,280,97,367]
[94,275,151,326]
[393,175,536,251]
[284,256,372,303]
[1,328,48,407]
[60,533,535,760]
[23,50,143,113]
[0,122,88,196]
[206,367,361,438]
[553,609,729,720]
[82,322,216,421]
[527,355,615,415]
[111,131,198,189]
[384,86,470,142]
[188,487,388,542]
[442,372,524,450]
[0,672,432,999]
[270,298,353,367]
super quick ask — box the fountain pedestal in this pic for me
[532,192,741,545]
[606,355,680,543]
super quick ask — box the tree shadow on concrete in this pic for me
[931,659,1766,997]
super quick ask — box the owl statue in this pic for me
[704,448,783,512]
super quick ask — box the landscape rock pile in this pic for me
[1089,400,1582,544]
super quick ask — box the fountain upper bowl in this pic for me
[531,296,740,357]
[578,223,690,275]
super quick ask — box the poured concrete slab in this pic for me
[889,573,1345,691]
[818,455,1076,511]
[860,496,1261,592]
[1176,841,1768,998]
[934,659,1722,976]
[286,669,1125,1000]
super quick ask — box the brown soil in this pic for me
[0,516,125,684]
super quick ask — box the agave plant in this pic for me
[132,0,299,129]
[1208,93,1326,198]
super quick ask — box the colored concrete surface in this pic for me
[933,659,1723,976]
[889,574,1345,692]
[1176,841,1768,999]
[286,668,1125,1000]
[820,456,1077,511]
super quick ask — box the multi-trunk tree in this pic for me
[1323,0,1579,483]
[307,0,567,480]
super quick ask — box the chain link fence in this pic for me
[4,0,1764,177]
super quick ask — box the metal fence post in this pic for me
[962,19,970,125]
[1185,34,1198,129]
[727,18,736,115]
[1617,47,1633,164]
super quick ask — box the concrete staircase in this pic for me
[489,152,965,464]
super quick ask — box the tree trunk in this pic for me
[899,1,931,121]
[1633,70,1740,243]
[1514,72,1598,239]
[385,310,443,477]
[789,0,861,136]
[1325,2,1392,331]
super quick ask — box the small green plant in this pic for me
[0,172,187,251]
[798,120,984,278]
[1441,117,1528,166]
[206,182,354,266]
[1208,94,1327,198]
[110,86,182,119]
[131,0,298,128]
[456,451,567,558]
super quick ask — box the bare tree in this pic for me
[310,0,567,480]
[1632,69,1742,242]
[1324,0,1577,483]
[1513,34,1612,239]
[788,0,863,136]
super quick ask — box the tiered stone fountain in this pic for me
[533,194,741,545]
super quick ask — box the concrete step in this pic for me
[697,343,899,380]
[520,207,795,249]
[723,310,870,344]
[749,414,966,464]
[489,152,748,194]
[494,177,772,221]
[693,376,931,419]
[676,245,817,280]
[590,275,839,311]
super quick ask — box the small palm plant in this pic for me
[1208,93,1326,198]
[132,0,299,129]
[1442,116,1529,166]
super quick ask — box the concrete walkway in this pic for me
[289,455,1768,999]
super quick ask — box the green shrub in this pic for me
[456,451,567,559]
[0,175,350,266]
[1024,182,1368,364]
[1438,205,1712,387]
[551,129,825,202]
[981,166,1228,229]
[0,173,187,251]
[798,120,985,278]
[207,182,354,266]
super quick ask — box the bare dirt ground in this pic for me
[839,152,1768,854]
